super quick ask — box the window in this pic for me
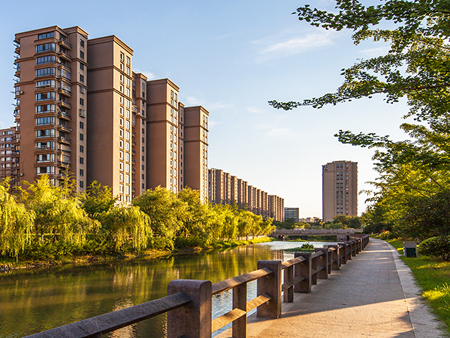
[80,181,84,188]
[120,151,124,159]
[80,133,84,141]
[38,32,54,40]
[80,63,84,71]
[80,169,84,177]
[80,145,84,153]
[120,173,124,182]
[80,39,85,48]
[35,129,54,138]
[120,107,124,116]
[80,157,84,164]
[80,86,85,94]
[126,66,130,75]
[80,98,84,106]
[120,52,124,61]
[36,80,55,88]
[36,67,55,77]
[120,118,124,126]
[80,74,84,83]
[80,51,84,59]
[36,92,55,101]
[120,140,124,149]
[126,56,130,65]
[36,43,56,53]
[36,116,55,126]
[36,55,55,65]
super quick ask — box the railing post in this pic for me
[345,241,353,260]
[328,244,340,270]
[294,252,312,293]
[311,253,318,285]
[233,283,247,338]
[352,240,357,257]
[257,260,282,319]
[315,248,329,279]
[167,279,212,338]
[284,264,294,303]
[338,243,347,264]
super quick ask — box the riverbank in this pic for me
[0,237,273,272]
[387,239,450,335]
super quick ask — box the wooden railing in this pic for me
[26,235,369,338]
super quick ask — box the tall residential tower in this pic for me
[322,160,358,222]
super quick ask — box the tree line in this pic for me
[0,176,274,261]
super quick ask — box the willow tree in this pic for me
[18,176,97,250]
[0,179,34,260]
[97,205,152,253]
[133,186,187,249]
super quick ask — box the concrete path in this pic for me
[217,239,448,338]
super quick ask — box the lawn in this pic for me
[387,239,450,334]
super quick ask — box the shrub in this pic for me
[420,236,450,261]
[377,231,398,240]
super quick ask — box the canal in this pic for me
[0,241,333,337]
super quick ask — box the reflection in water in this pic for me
[0,241,328,338]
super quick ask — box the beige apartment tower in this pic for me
[14,26,88,190]
[322,160,358,222]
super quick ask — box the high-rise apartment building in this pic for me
[0,127,19,189]
[208,168,284,221]
[11,25,209,201]
[183,106,209,201]
[322,160,358,222]
[14,26,88,190]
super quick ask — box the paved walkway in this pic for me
[217,239,448,338]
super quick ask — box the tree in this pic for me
[0,179,34,260]
[98,205,152,253]
[132,187,186,249]
[269,0,450,122]
[80,181,117,219]
[18,176,97,251]
[268,1,450,237]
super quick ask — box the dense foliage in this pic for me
[270,1,450,240]
[0,177,274,260]
[419,236,450,261]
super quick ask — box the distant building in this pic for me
[284,207,299,222]
[322,160,358,222]
[208,168,284,221]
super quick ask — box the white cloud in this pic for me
[266,128,296,137]
[254,30,336,62]
[359,46,390,57]
[184,96,232,110]
[247,106,263,114]
[133,69,156,80]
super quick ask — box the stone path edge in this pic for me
[384,239,449,338]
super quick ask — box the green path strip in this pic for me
[388,239,450,335]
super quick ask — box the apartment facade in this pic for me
[0,127,19,189]
[14,26,88,190]
[208,168,284,221]
[322,160,358,222]
[284,207,300,222]
[11,25,209,202]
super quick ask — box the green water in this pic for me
[0,241,331,337]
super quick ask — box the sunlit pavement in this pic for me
[217,238,447,338]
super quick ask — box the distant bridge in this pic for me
[271,228,363,241]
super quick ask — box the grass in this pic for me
[387,238,450,334]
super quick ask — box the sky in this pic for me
[0,0,411,218]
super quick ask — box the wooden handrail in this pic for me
[27,234,370,338]
[25,292,191,338]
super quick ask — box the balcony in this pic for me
[58,136,71,145]
[35,145,53,151]
[12,138,20,145]
[58,100,71,109]
[58,111,72,121]
[58,39,72,50]
[57,124,72,133]
[57,51,72,61]
[57,160,70,168]
[58,87,72,97]
[58,63,72,72]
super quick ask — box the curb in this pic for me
[384,239,449,337]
